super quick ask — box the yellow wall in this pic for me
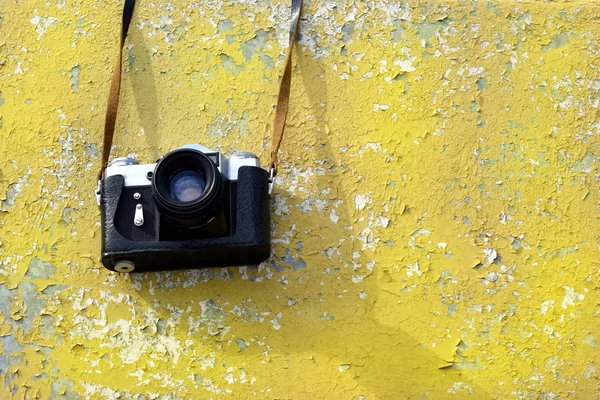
[1,0,599,398]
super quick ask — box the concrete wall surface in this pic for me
[1,0,599,398]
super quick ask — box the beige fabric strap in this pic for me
[270,0,303,177]
[98,0,135,181]
[98,0,303,181]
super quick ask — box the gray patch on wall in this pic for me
[70,65,81,92]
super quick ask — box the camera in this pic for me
[97,145,271,272]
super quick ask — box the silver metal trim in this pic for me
[96,180,102,206]
[226,152,260,181]
[108,157,139,167]
[100,146,262,192]
[134,204,144,226]
[105,163,156,187]
[268,168,275,194]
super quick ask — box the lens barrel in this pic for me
[152,149,224,228]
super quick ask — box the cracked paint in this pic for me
[0,0,600,398]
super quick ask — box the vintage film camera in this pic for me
[96,0,301,272]
[98,145,271,272]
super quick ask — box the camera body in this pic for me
[98,145,271,272]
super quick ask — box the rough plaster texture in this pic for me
[1,0,600,398]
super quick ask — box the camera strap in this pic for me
[98,0,303,184]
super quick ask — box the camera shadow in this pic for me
[272,44,491,398]
[127,29,161,161]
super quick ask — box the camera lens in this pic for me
[152,149,224,228]
[169,171,206,202]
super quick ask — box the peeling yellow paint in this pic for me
[1,0,600,398]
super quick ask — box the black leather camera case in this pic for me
[100,166,271,272]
